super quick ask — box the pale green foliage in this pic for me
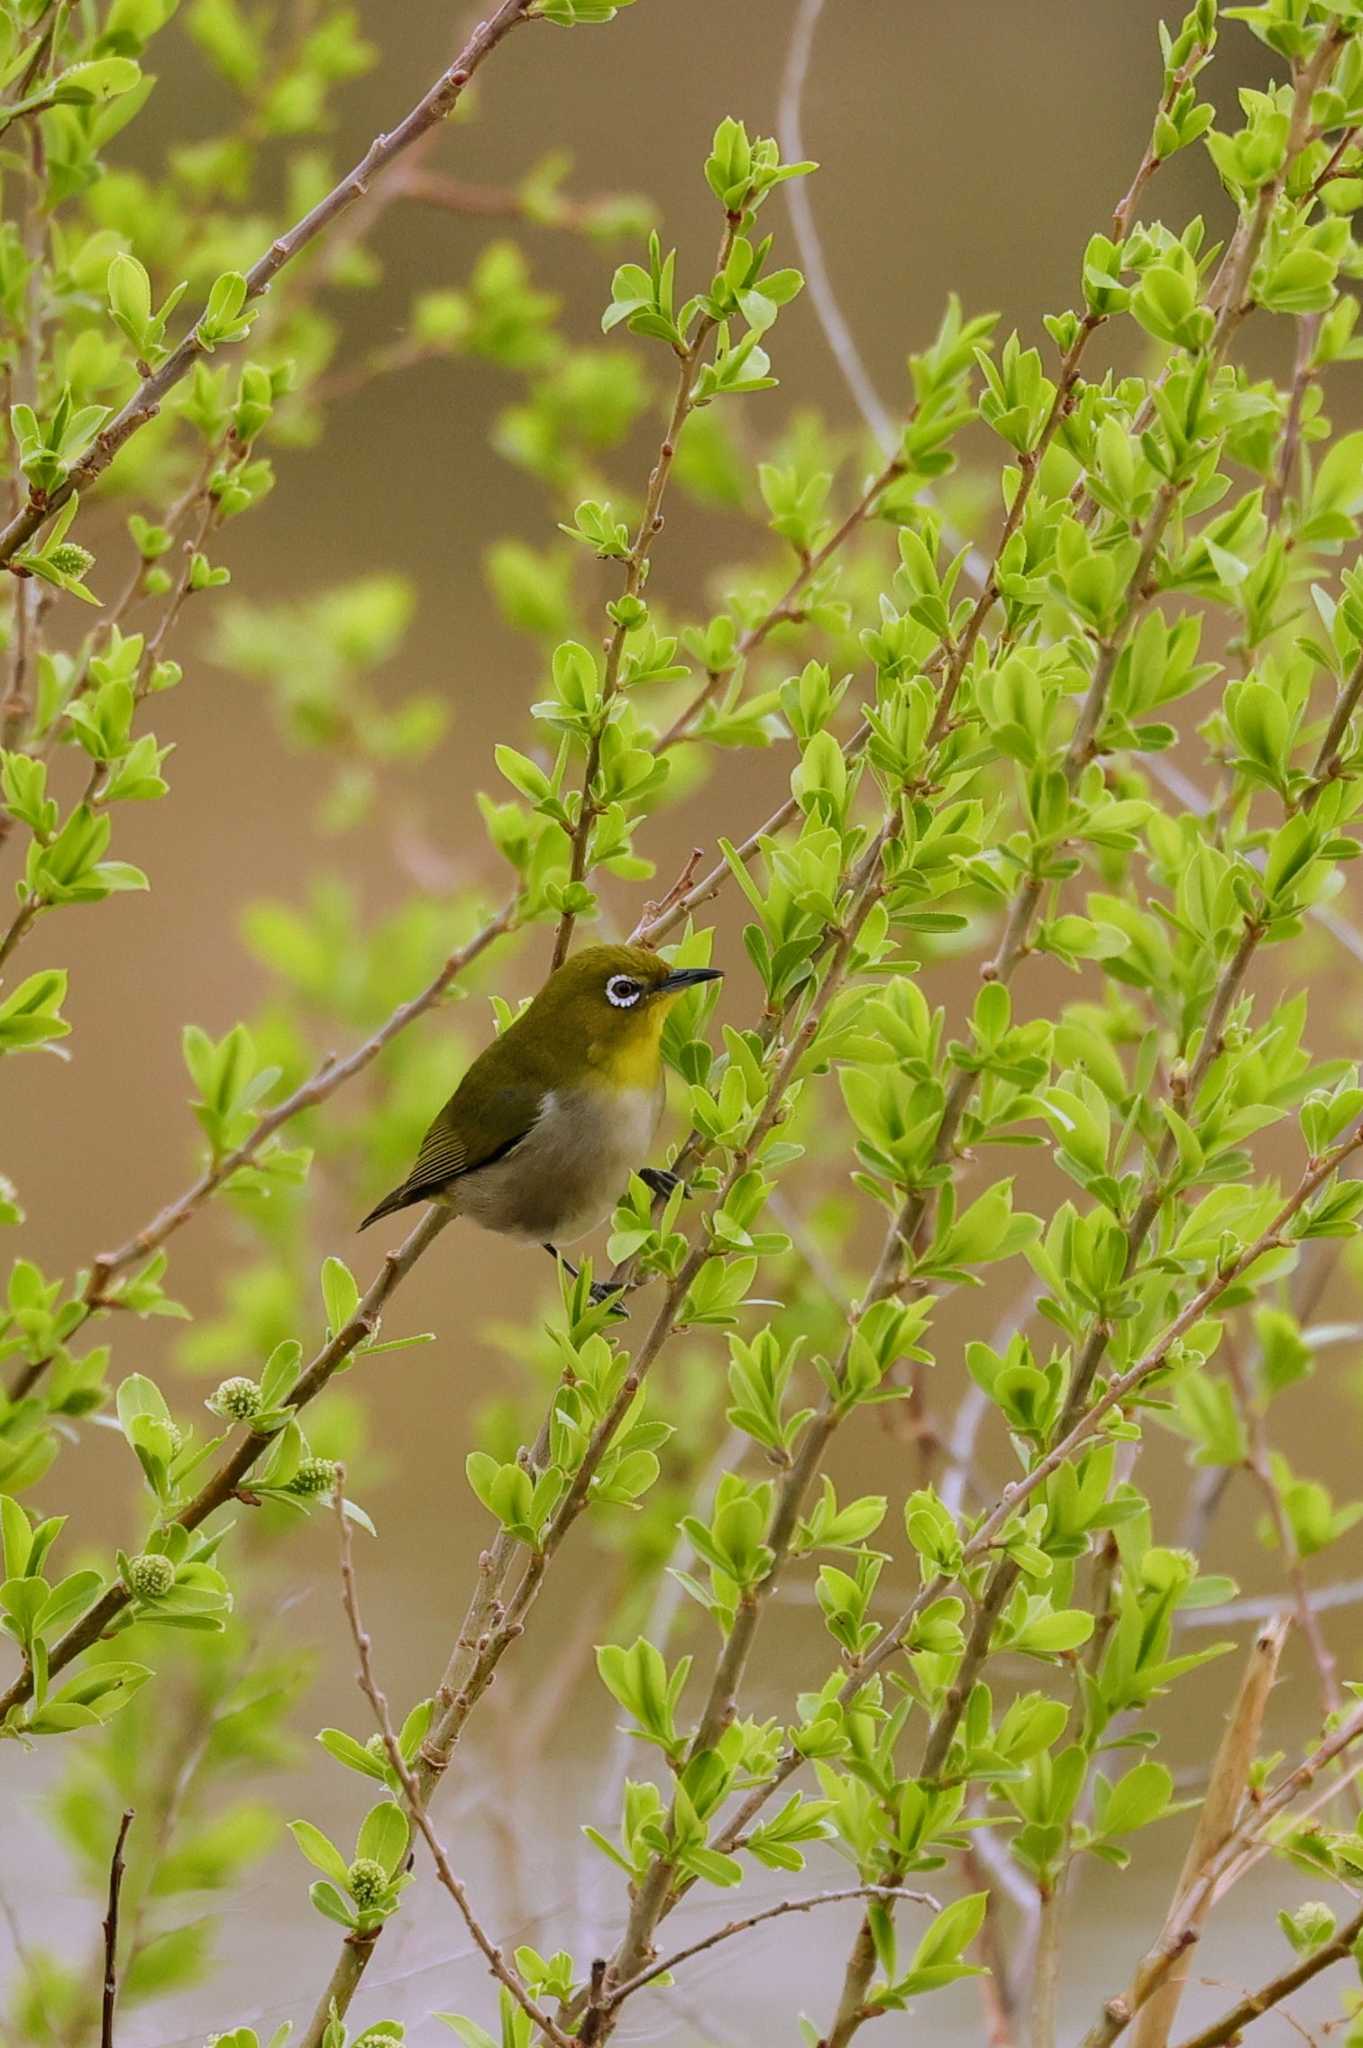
[5,1,1363,2045]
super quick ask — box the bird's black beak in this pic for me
[657,966,722,995]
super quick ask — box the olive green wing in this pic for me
[357,1038,546,1231]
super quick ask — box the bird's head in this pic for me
[538,944,722,1082]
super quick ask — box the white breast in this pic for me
[453,1083,664,1245]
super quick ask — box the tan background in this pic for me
[5,3,1360,2044]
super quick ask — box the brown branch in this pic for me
[1222,1343,1341,1722]
[1129,1619,1289,2048]
[1111,33,1218,243]
[653,452,904,754]
[83,900,515,1302]
[605,1884,940,2011]
[0,1203,454,1724]
[0,0,540,574]
[99,1808,134,2048]
[302,816,902,2032]
[1265,311,1321,531]
[1079,1697,1363,2048]
[6,893,516,1405]
[628,846,705,941]
[548,227,736,971]
[1170,1899,1363,2048]
[708,1110,1363,1881]
[326,1479,574,2048]
[1308,122,1362,200]
[1306,646,1363,796]
[394,165,637,236]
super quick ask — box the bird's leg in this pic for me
[544,1241,626,1312]
[638,1166,684,1201]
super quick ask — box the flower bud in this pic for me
[48,542,94,578]
[127,1552,174,1598]
[210,1375,262,1421]
[288,1455,339,1497]
[346,1856,388,1906]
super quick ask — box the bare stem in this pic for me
[99,1808,134,2048]
[549,226,736,971]
[1222,1343,1341,1721]
[325,1479,574,2048]
[1169,1898,1363,2048]
[1080,1694,1363,2048]
[607,1885,939,2011]
[1128,1619,1289,2048]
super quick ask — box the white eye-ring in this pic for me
[607,974,642,1009]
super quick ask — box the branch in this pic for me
[777,0,896,455]
[605,1884,940,2010]
[0,1203,454,1723]
[5,895,517,1406]
[1265,310,1321,531]
[0,0,540,573]
[299,816,903,2031]
[706,1112,1363,1879]
[1170,1899,1363,2048]
[1178,1573,1363,1630]
[1079,1696,1363,2048]
[549,224,737,970]
[652,452,904,754]
[328,1479,574,2048]
[100,1808,134,2048]
[393,164,637,236]
[1128,1618,1289,2048]
[1221,1340,1342,1721]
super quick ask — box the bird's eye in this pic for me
[606,974,642,1009]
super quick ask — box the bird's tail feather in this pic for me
[357,1181,421,1232]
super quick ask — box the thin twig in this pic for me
[1079,1697,1363,2048]
[549,219,738,971]
[6,894,517,1404]
[0,0,540,572]
[394,164,639,236]
[1178,1574,1363,1630]
[705,1112,1363,1876]
[100,1808,134,2048]
[1265,311,1321,530]
[1170,1900,1363,2048]
[312,815,903,2032]
[1221,1342,1342,1720]
[653,451,904,754]
[0,1203,455,1722]
[329,1478,574,2048]
[605,1884,940,2009]
[776,0,896,455]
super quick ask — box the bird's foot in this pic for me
[639,1166,684,1202]
[589,1278,629,1317]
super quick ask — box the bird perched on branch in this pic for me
[359,944,721,1289]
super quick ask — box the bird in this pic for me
[358,943,721,1288]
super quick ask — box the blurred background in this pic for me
[5,2,1362,2043]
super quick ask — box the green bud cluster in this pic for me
[211,1375,263,1420]
[288,1455,339,1497]
[127,1552,175,1599]
[346,1856,388,1906]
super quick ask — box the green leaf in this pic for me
[356,1799,409,1874]
[287,1819,352,1888]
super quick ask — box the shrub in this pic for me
[4,1,1363,2044]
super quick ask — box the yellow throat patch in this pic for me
[588,996,669,1090]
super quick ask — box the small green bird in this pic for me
[359,944,721,1280]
